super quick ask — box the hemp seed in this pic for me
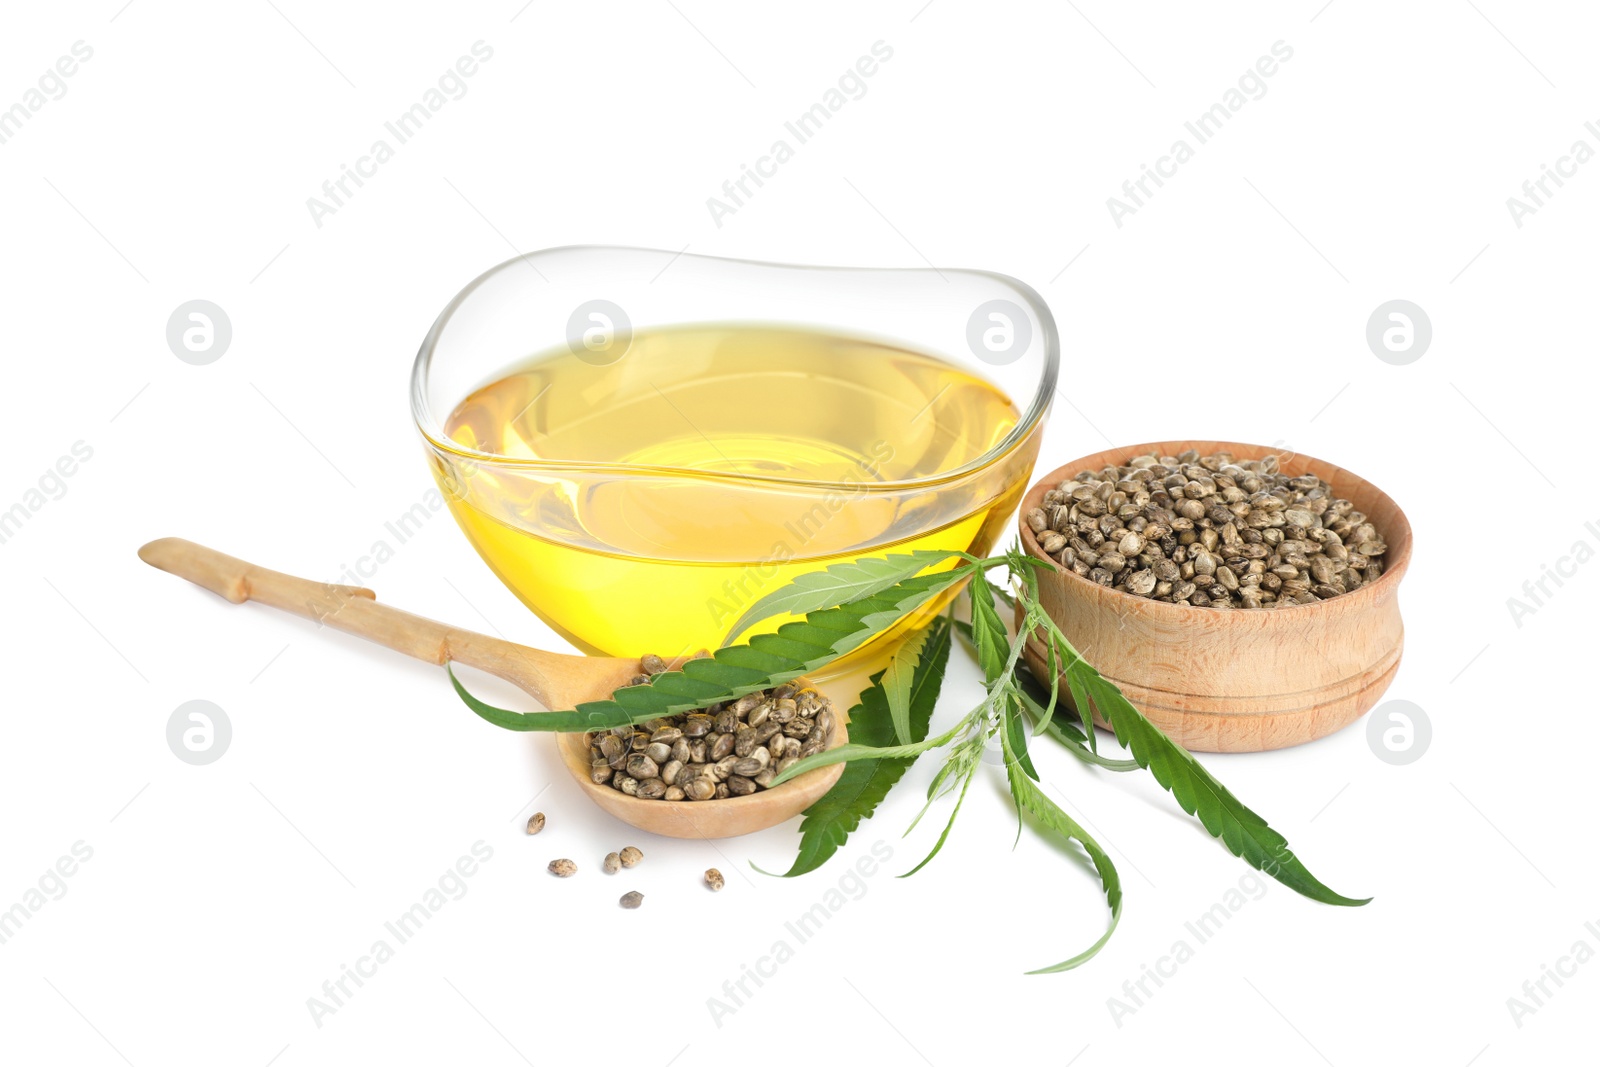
[588,664,836,802]
[1025,450,1387,610]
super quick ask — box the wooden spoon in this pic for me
[137,537,847,839]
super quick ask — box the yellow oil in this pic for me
[431,324,1037,670]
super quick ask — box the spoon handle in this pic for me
[136,537,589,708]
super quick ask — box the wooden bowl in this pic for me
[1017,440,1412,752]
[554,693,848,839]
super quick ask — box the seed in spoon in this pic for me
[619,846,643,868]
[525,812,545,835]
[705,868,725,892]
[602,852,621,874]
[548,858,577,877]
[619,890,644,909]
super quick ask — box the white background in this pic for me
[2,2,1595,1064]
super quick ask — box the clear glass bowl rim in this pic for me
[410,244,1060,491]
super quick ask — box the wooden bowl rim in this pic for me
[552,683,848,833]
[1018,439,1412,621]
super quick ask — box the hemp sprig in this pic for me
[452,546,1368,971]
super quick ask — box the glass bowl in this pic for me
[411,246,1057,674]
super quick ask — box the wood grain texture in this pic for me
[138,537,845,838]
[1016,441,1412,752]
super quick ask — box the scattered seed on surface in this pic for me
[602,851,621,874]
[525,812,545,835]
[618,846,643,869]
[705,868,725,892]
[548,859,577,878]
[619,890,644,909]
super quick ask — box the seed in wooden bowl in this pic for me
[619,890,644,909]
[1023,448,1386,610]
[618,846,643,868]
[548,859,577,877]
[525,812,545,835]
[705,868,725,892]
